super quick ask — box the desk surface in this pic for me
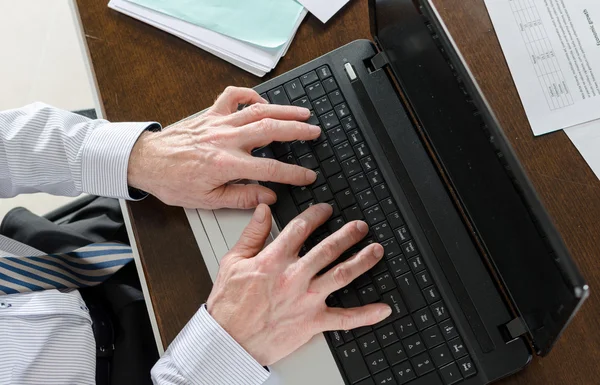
[76,0,600,383]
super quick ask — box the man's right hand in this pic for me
[206,203,393,367]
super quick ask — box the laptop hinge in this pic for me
[370,51,390,71]
[500,317,528,343]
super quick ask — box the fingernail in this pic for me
[380,306,393,319]
[253,204,268,223]
[302,108,311,117]
[310,125,322,136]
[356,221,368,233]
[261,97,269,104]
[373,244,384,259]
[306,169,317,182]
[258,193,276,206]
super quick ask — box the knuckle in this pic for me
[265,159,280,178]
[289,218,311,239]
[333,265,350,288]
[248,103,267,119]
[338,313,357,331]
[236,192,257,209]
[321,241,338,260]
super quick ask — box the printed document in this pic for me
[484,0,600,135]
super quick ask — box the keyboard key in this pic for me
[431,344,453,368]
[272,185,299,225]
[374,222,393,241]
[416,270,433,289]
[357,189,377,209]
[307,110,320,126]
[391,361,416,384]
[327,200,341,217]
[388,256,410,277]
[260,92,268,101]
[341,115,358,131]
[354,327,373,339]
[320,111,340,129]
[374,369,397,385]
[314,141,334,161]
[314,96,333,115]
[368,170,383,186]
[329,173,349,192]
[374,184,390,200]
[337,341,370,384]
[341,329,354,342]
[402,333,425,357]
[323,157,342,177]
[342,158,362,177]
[340,287,361,308]
[402,241,418,259]
[380,290,407,322]
[382,239,402,259]
[408,255,425,273]
[284,79,306,101]
[358,285,380,305]
[292,96,312,109]
[395,227,412,243]
[335,142,354,161]
[439,363,462,385]
[314,184,334,203]
[354,273,373,288]
[336,189,356,209]
[268,86,290,105]
[358,332,381,355]
[300,71,319,86]
[306,82,326,100]
[329,90,344,105]
[335,103,350,119]
[328,217,346,233]
[292,186,312,204]
[365,205,385,226]
[366,350,389,374]
[350,173,370,193]
[431,301,449,322]
[423,286,440,304]
[396,273,426,312]
[317,65,332,80]
[361,156,377,173]
[298,153,319,169]
[374,272,396,293]
[299,200,315,212]
[348,129,363,144]
[313,169,326,187]
[323,77,338,93]
[439,320,459,341]
[370,259,389,276]
[271,142,291,158]
[422,326,445,349]
[327,126,346,145]
[252,147,275,159]
[411,353,434,376]
[384,342,407,366]
[393,316,417,339]
[344,205,364,222]
[414,308,435,330]
[381,198,397,215]
[406,371,442,385]
[457,356,476,378]
[328,331,345,347]
[375,324,399,347]
[387,212,404,229]
[292,140,311,157]
[355,142,370,158]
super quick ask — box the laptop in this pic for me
[184,0,589,384]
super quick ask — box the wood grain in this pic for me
[76,0,599,383]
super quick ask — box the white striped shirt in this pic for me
[0,103,270,385]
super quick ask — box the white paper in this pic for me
[484,0,600,135]
[565,120,600,180]
[108,0,307,76]
[298,0,349,23]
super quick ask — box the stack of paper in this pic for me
[108,0,308,77]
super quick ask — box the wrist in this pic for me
[127,130,157,193]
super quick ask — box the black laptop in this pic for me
[248,0,589,383]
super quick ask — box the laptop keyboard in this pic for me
[252,65,477,385]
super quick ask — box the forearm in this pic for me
[151,305,270,385]
[0,102,158,199]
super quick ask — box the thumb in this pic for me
[211,183,277,209]
[232,204,273,257]
[321,304,393,332]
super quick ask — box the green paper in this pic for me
[126,0,304,48]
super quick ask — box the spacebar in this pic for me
[409,372,443,385]
[270,184,299,227]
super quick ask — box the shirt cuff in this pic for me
[163,304,270,385]
[80,122,160,200]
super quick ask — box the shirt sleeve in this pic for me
[151,305,270,385]
[0,102,159,199]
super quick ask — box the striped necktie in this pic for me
[0,243,133,295]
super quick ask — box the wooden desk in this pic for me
[76,0,600,383]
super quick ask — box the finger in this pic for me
[230,204,273,257]
[299,221,369,277]
[311,243,385,294]
[240,119,321,150]
[222,102,311,127]
[211,86,267,115]
[240,156,317,186]
[273,204,333,257]
[210,183,277,209]
[320,304,393,332]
